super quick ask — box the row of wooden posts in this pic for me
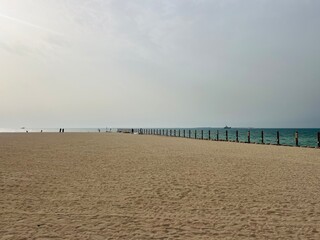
[136,129,320,148]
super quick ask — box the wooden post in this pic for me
[166,129,168,136]
[184,129,185,138]
[318,132,320,148]
[174,129,176,137]
[277,131,280,145]
[195,130,197,139]
[295,131,299,146]
[226,130,228,141]
[261,131,264,144]
[189,130,191,138]
[208,130,211,140]
[247,131,250,143]
[201,130,203,140]
[217,130,219,141]
[236,130,239,142]
[178,129,180,137]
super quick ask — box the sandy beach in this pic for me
[1,133,320,239]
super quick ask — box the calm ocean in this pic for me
[1,127,319,147]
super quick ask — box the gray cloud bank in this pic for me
[0,0,319,128]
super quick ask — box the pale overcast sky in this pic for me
[0,0,319,128]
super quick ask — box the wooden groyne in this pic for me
[118,128,320,149]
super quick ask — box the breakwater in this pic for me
[117,128,320,148]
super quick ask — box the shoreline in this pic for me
[2,131,319,150]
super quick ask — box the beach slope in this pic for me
[1,133,320,239]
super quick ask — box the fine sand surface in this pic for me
[1,133,320,240]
